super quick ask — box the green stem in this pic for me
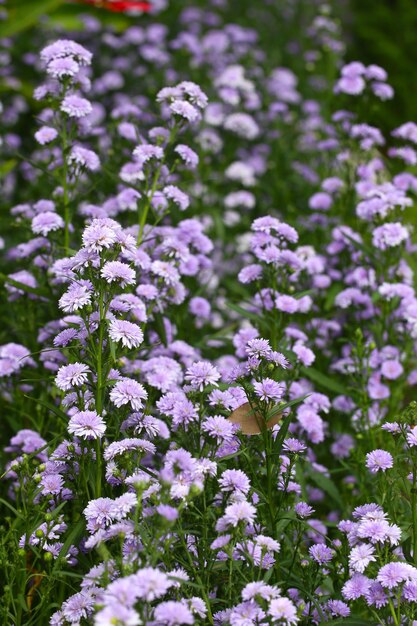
[412,464,417,565]
[61,120,70,255]
[94,289,105,498]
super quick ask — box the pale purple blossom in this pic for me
[109,320,143,349]
[35,126,58,144]
[110,378,148,410]
[365,449,393,473]
[55,363,90,391]
[32,212,64,236]
[68,411,106,439]
[61,94,93,118]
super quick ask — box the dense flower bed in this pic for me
[1,1,417,624]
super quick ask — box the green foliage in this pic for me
[348,0,417,129]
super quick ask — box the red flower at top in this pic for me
[79,0,151,13]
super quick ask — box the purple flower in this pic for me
[381,359,403,380]
[253,378,285,402]
[325,600,350,617]
[170,100,200,122]
[84,497,116,530]
[282,438,306,454]
[189,297,211,319]
[82,219,119,252]
[309,192,333,211]
[61,94,93,118]
[95,606,140,625]
[175,144,199,169]
[222,500,256,527]
[393,121,417,144]
[407,426,417,447]
[185,361,220,390]
[219,469,250,494]
[295,502,315,518]
[61,591,95,623]
[156,504,179,522]
[201,415,237,442]
[365,449,393,473]
[268,597,299,624]
[246,338,272,358]
[31,211,64,236]
[276,295,300,314]
[153,601,194,625]
[110,379,148,410]
[372,222,409,250]
[349,543,376,573]
[40,40,92,66]
[133,143,164,164]
[229,601,265,624]
[151,260,180,285]
[238,264,263,284]
[68,146,100,172]
[40,473,64,495]
[292,343,315,366]
[59,282,92,312]
[109,320,143,349]
[55,363,90,391]
[309,543,334,564]
[134,567,172,600]
[47,57,79,78]
[377,562,417,589]
[342,574,371,600]
[68,411,106,439]
[35,126,58,144]
[224,112,260,139]
[101,261,136,286]
[163,185,190,211]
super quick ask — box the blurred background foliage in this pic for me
[347,0,417,131]
[3,0,417,129]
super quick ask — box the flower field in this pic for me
[2,1,417,624]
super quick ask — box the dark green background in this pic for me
[347,0,417,129]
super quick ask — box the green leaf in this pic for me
[272,409,293,452]
[52,518,85,575]
[0,0,65,37]
[0,273,50,299]
[0,159,17,177]
[267,393,309,419]
[322,617,375,626]
[226,301,261,323]
[24,395,68,424]
[301,366,348,395]
[306,467,344,509]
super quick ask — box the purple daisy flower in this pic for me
[46,57,79,78]
[309,543,334,564]
[109,320,143,349]
[185,361,221,390]
[110,379,148,410]
[268,597,298,624]
[101,261,136,287]
[163,185,190,211]
[153,599,194,625]
[365,449,393,473]
[253,378,285,402]
[68,411,106,439]
[55,363,90,391]
[68,146,100,172]
[59,281,92,313]
[34,126,58,145]
[174,144,199,169]
[201,415,238,442]
[31,211,64,236]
